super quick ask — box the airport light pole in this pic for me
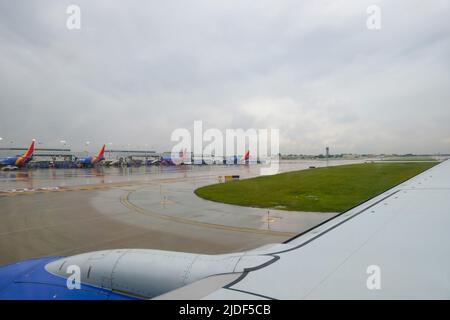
[85,141,90,155]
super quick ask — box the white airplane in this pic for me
[1,160,449,299]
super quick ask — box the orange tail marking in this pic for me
[23,140,35,158]
[97,145,106,159]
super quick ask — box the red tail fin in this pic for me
[97,145,106,159]
[23,140,35,158]
[242,150,250,161]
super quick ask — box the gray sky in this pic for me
[0,0,449,154]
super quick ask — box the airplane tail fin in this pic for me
[242,150,250,161]
[23,140,35,158]
[97,145,106,159]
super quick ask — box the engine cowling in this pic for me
[45,248,276,299]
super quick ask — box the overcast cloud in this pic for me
[0,0,449,154]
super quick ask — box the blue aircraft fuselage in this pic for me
[0,156,32,167]
[0,257,135,300]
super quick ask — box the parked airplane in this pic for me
[242,150,250,162]
[1,159,449,299]
[0,140,35,169]
[224,150,250,164]
[76,145,106,167]
[161,148,189,165]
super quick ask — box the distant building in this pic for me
[102,149,157,161]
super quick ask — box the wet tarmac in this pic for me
[0,160,364,265]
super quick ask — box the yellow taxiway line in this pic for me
[120,189,296,237]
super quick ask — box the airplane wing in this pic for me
[157,160,450,299]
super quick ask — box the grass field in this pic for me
[195,162,438,213]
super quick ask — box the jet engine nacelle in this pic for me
[45,248,275,299]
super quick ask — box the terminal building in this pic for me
[102,149,158,166]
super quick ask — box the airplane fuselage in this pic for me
[161,156,183,165]
[77,156,104,167]
[0,155,33,167]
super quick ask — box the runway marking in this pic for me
[160,198,176,205]
[120,190,296,237]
